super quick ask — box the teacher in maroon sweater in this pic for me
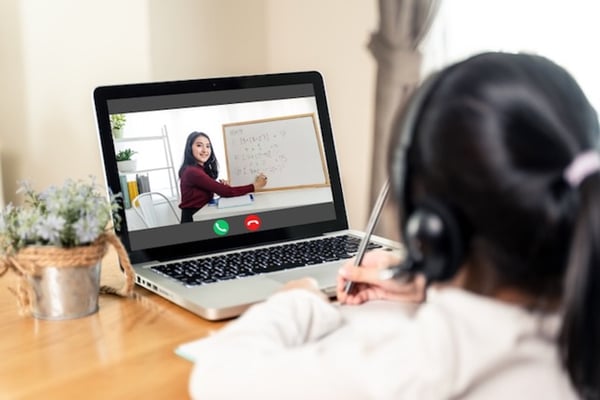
[178,131,268,223]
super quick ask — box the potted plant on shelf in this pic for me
[110,114,127,139]
[0,178,134,320]
[116,148,138,173]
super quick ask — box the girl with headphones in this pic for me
[189,52,599,399]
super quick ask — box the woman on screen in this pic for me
[178,131,267,223]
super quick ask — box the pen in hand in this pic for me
[343,179,390,294]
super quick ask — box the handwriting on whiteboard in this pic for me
[223,114,328,190]
[228,128,289,176]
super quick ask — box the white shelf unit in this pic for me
[115,125,180,200]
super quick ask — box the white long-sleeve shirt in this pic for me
[188,287,578,399]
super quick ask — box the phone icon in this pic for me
[213,219,230,236]
[244,215,262,232]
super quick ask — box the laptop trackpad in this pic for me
[267,264,339,291]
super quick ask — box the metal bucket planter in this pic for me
[28,262,102,320]
[2,233,135,320]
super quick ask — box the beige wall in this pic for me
[265,1,377,230]
[0,0,376,229]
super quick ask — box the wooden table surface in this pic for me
[0,249,228,400]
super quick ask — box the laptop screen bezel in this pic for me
[93,71,349,264]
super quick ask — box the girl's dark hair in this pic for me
[394,52,600,398]
[178,131,219,179]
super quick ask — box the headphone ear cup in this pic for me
[403,199,465,282]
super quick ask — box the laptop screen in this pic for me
[94,71,349,264]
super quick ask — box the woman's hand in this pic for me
[336,250,426,305]
[278,277,329,302]
[253,173,268,190]
[219,179,230,186]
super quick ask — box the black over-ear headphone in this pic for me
[390,71,468,283]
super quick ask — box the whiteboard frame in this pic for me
[222,113,330,192]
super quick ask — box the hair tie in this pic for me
[564,150,600,187]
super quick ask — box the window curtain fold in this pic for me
[368,0,441,241]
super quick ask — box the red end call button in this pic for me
[244,215,262,231]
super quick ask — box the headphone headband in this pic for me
[391,72,442,201]
[390,70,468,283]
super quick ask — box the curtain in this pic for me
[368,0,441,241]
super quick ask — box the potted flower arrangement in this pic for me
[0,178,134,320]
[110,114,127,139]
[116,148,138,173]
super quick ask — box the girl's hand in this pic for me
[336,250,426,305]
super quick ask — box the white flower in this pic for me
[73,213,101,245]
[35,214,66,245]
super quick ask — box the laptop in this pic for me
[93,71,400,320]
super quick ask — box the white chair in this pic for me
[132,192,180,228]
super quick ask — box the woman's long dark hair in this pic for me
[391,52,600,398]
[178,131,219,179]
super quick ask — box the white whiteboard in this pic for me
[222,113,329,190]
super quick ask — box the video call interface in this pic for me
[106,83,339,252]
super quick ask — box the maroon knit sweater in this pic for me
[179,165,254,209]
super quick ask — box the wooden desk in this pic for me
[0,249,227,399]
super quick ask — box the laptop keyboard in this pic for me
[150,234,382,287]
